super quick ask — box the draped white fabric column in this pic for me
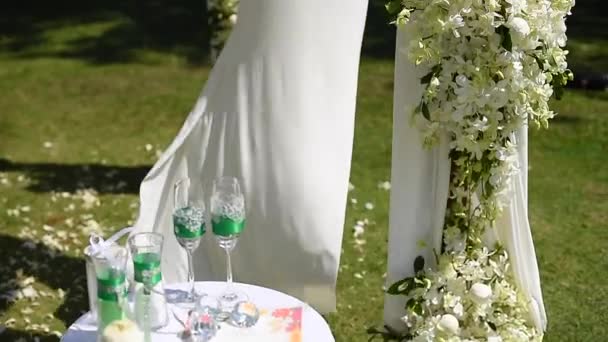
[384,25,546,331]
[133,0,369,314]
[494,125,547,331]
[383,25,451,329]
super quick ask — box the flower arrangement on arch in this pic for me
[380,0,574,339]
[207,0,239,62]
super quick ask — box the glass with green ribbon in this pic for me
[91,244,129,332]
[173,207,206,239]
[128,232,169,332]
[210,176,251,320]
[172,178,207,306]
[133,252,162,286]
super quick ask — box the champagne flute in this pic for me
[172,177,206,306]
[210,176,247,316]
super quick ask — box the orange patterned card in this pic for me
[262,307,302,342]
[215,307,303,342]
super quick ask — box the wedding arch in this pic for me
[209,0,574,340]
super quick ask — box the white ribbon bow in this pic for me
[88,226,134,257]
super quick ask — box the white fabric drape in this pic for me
[384,25,547,331]
[383,25,451,330]
[494,125,547,331]
[132,0,369,314]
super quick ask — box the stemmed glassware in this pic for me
[210,176,247,317]
[172,177,207,306]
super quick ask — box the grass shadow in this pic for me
[0,328,60,342]
[1,0,210,65]
[552,114,583,124]
[0,0,399,64]
[362,0,396,59]
[1,0,604,68]
[0,234,88,333]
[0,158,150,194]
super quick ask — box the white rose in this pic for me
[508,17,531,36]
[470,283,493,303]
[488,335,503,342]
[229,14,238,25]
[437,314,459,335]
[101,319,144,342]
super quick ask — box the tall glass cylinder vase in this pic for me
[92,244,129,333]
[128,232,169,335]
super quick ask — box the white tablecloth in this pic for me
[61,281,334,342]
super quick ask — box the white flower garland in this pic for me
[382,0,574,340]
[207,0,239,62]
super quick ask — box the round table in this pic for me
[62,282,334,342]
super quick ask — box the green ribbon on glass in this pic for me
[212,216,245,236]
[133,253,162,286]
[174,222,205,239]
[97,272,127,302]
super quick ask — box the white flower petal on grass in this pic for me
[364,202,375,210]
[350,198,358,205]
[4,318,16,326]
[348,182,355,191]
[353,225,365,238]
[42,225,54,232]
[21,307,34,315]
[21,240,36,250]
[43,141,54,149]
[377,181,391,190]
[354,238,366,246]
[116,181,127,190]
[21,277,35,286]
[145,144,153,152]
[105,170,118,178]
[354,273,364,279]
[21,286,39,300]
[78,189,100,209]
[19,206,30,212]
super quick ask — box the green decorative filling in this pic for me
[174,221,206,239]
[133,252,162,286]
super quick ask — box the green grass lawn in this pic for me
[0,1,607,341]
